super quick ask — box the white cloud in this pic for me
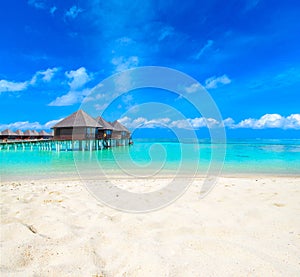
[222,117,235,128]
[48,88,91,106]
[0,80,28,93]
[284,114,300,129]
[184,83,201,93]
[0,118,62,131]
[49,67,92,106]
[194,40,214,59]
[65,67,91,90]
[82,91,105,103]
[40,68,58,81]
[65,5,83,19]
[48,91,79,107]
[170,118,220,129]
[170,119,194,129]
[0,67,58,93]
[111,56,139,72]
[205,74,231,89]
[3,114,300,132]
[235,114,300,129]
[119,116,218,130]
[94,103,109,111]
[0,121,41,130]
[119,117,171,129]
[118,114,300,130]
[30,67,59,84]
[43,118,63,129]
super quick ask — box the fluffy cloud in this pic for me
[0,67,58,93]
[43,119,63,129]
[119,116,216,130]
[65,67,91,90]
[184,83,201,93]
[222,117,235,128]
[235,114,300,129]
[111,56,139,72]
[205,74,231,89]
[48,88,91,106]
[30,67,59,85]
[49,67,93,106]
[119,116,171,129]
[0,118,62,131]
[39,68,58,82]
[3,113,299,132]
[0,80,28,93]
[65,5,83,19]
[170,118,220,129]
[119,114,300,130]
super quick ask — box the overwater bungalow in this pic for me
[38,130,53,139]
[1,129,17,140]
[15,130,24,139]
[0,110,131,151]
[95,116,114,139]
[111,120,131,139]
[32,130,39,136]
[24,130,38,139]
[52,110,102,140]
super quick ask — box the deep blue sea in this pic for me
[1,139,300,181]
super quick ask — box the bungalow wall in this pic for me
[111,131,130,139]
[54,127,96,140]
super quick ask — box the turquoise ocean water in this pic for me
[1,139,300,181]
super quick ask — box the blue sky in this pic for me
[0,0,299,138]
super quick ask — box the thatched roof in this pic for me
[32,130,39,136]
[52,110,102,128]
[111,120,130,133]
[95,116,114,130]
[15,130,24,136]
[24,130,36,136]
[1,129,17,136]
[39,130,52,136]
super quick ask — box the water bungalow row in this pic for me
[0,129,53,141]
[0,110,132,151]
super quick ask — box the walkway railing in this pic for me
[0,138,131,151]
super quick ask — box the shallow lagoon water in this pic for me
[1,139,300,181]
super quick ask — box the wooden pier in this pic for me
[0,138,130,151]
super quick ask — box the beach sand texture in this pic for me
[1,177,300,276]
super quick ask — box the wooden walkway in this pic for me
[0,138,130,151]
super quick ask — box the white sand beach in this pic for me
[1,176,300,276]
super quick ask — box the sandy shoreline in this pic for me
[1,176,300,276]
